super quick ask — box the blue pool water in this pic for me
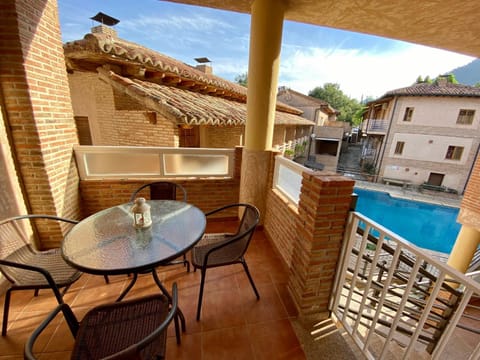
[353,188,461,254]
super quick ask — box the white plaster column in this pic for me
[447,225,480,272]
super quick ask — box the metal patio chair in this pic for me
[0,214,82,336]
[25,283,178,360]
[191,203,260,320]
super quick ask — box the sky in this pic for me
[58,0,477,101]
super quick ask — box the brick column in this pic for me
[288,171,355,318]
[1,0,82,248]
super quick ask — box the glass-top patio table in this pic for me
[62,200,206,332]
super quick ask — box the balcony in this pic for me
[1,147,479,359]
[363,119,389,135]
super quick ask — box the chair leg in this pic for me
[196,268,207,321]
[241,259,260,300]
[104,275,110,284]
[34,289,39,297]
[2,288,12,336]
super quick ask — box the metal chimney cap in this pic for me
[194,57,211,64]
[90,12,120,26]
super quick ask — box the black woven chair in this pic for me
[130,181,190,272]
[25,283,178,360]
[191,203,260,320]
[0,214,82,336]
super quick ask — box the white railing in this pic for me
[74,146,235,180]
[272,155,307,205]
[331,212,480,360]
[274,135,309,154]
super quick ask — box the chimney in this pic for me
[195,64,212,75]
[91,24,118,39]
[437,75,448,86]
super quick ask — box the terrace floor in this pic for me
[0,221,478,359]
[0,221,361,360]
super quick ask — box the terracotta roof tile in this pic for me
[98,68,314,127]
[382,82,480,98]
[64,32,302,115]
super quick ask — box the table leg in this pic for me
[151,269,186,339]
[116,273,138,302]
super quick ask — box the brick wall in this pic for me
[203,125,244,148]
[263,166,355,318]
[459,156,480,229]
[69,73,179,146]
[1,0,81,248]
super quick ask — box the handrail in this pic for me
[74,145,234,180]
[331,211,480,360]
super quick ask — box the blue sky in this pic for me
[58,0,476,101]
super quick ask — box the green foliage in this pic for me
[294,141,307,157]
[475,82,480,87]
[234,72,248,87]
[415,75,432,84]
[308,83,362,124]
[434,73,458,84]
[352,106,368,127]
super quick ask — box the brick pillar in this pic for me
[288,171,355,318]
[1,0,82,248]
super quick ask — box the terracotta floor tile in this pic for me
[242,282,289,325]
[202,325,254,360]
[2,227,477,359]
[166,332,202,359]
[248,319,306,360]
[199,288,247,331]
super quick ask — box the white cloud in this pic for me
[279,44,475,100]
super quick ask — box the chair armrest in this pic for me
[24,303,78,360]
[0,259,65,304]
[0,214,79,226]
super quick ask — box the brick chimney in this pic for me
[195,64,212,75]
[437,75,448,86]
[91,24,117,38]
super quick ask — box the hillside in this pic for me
[451,59,480,85]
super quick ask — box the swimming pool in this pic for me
[353,188,461,254]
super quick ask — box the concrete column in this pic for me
[447,225,480,273]
[240,0,285,219]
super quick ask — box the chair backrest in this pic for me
[227,204,260,259]
[130,181,187,202]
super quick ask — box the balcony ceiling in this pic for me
[162,0,480,58]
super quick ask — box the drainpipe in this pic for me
[376,97,398,181]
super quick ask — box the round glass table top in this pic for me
[62,200,206,275]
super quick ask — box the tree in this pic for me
[234,72,248,87]
[308,83,362,124]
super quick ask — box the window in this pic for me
[456,109,475,125]
[403,107,414,122]
[394,141,405,155]
[445,146,464,160]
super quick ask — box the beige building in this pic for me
[277,87,344,171]
[361,78,480,193]
[65,26,313,149]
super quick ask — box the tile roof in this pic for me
[381,82,480,98]
[63,31,303,116]
[98,68,314,126]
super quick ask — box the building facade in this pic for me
[361,79,480,193]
